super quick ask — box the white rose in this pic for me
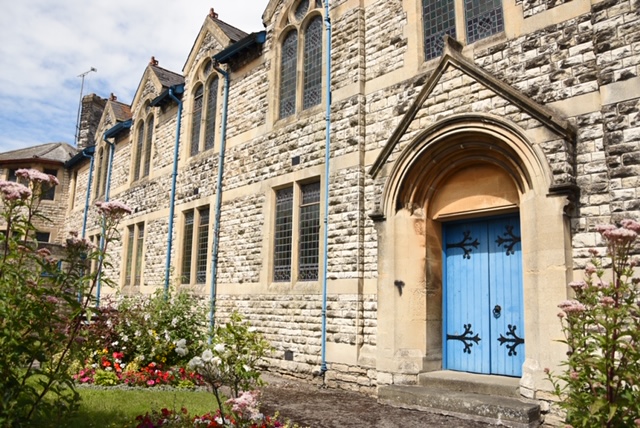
[202,349,214,362]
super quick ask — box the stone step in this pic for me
[378,384,541,428]
[418,370,521,398]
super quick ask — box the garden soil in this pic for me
[260,374,493,428]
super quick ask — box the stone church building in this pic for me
[3,0,638,424]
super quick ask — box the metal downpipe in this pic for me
[320,0,332,378]
[164,88,183,297]
[96,135,116,306]
[209,63,230,337]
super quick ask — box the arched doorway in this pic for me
[373,115,571,388]
[431,164,524,376]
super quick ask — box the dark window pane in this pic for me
[279,31,298,119]
[303,17,323,110]
[134,224,144,286]
[196,207,210,283]
[298,182,320,281]
[41,168,57,200]
[125,226,134,285]
[134,123,144,181]
[191,85,204,156]
[465,0,504,43]
[274,187,293,281]
[35,231,50,243]
[182,211,194,284]
[143,117,154,177]
[205,78,218,151]
[295,0,309,21]
[422,0,457,60]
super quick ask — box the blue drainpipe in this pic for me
[164,86,184,297]
[209,63,230,336]
[319,0,332,378]
[96,134,116,306]
[80,146,96,239]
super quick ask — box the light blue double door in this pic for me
[443,215,524,377]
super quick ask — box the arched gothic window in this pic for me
[133,107,154,181]
[143,116,154,177]
[278,0,324,119]
[190,85,204,156]
[279,31,298,119]
[190,73,219,156]
[205,77,218,151]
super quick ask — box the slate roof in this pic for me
[211,16,248,43]
[110,100,133,122]
[0,142,77,164]
[150,65,185,89]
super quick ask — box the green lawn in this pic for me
[31,387,218,428]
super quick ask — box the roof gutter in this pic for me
[214,31,266,64]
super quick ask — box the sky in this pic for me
[0,1,267,154]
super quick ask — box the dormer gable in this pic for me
[183,8,249,76]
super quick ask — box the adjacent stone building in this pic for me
[3,0,637,424]
[0,142,76,244]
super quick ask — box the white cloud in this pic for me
[0,0,266,153]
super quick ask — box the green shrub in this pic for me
[93,370,119,387]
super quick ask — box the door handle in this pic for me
[493,305,502,318]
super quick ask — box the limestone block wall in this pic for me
[214,292,377,394]
[365,0,407,81]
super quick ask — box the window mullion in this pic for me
[455,0,467,42]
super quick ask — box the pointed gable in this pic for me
[370,36,577,192]
[91,96,133,147]
[183,9,249,75]
[130,59,184,113]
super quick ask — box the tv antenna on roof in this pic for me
[74,67,97,147]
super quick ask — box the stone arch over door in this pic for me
[374,115,571,392]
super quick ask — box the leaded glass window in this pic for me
[41,168,57,200]
[205,77,218,151]
[125,226,134,285]
[303,17,323,110]
[134,123,144,181]
[465,0,504,43]
[295,0,309,21]
[274,187,294,281]
[298,182,320,281]
[181,211,194,284]
[181,207,210,285]
[191,85,204,156]
[124,223,144,287]
[143,116,154,177]
[196,207,210,283]
[135,224,144,285]
[279,31,298,119]
[422,0,456,60]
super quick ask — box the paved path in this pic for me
[260,374,494,427]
